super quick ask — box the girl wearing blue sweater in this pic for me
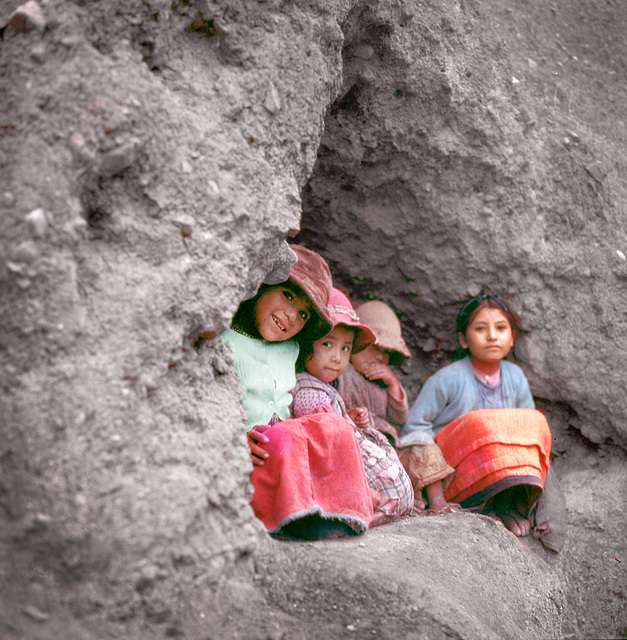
[401,293,564,550]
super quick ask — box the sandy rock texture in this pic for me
[297,0,627,449]
[0,0,625,639]
[1,0,351,634]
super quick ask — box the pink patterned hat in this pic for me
[327,288,377,353]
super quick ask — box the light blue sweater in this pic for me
[400,356,535,446]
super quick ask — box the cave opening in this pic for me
[294,4,493,398]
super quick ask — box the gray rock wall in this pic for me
[0,0,625,637]
[297,0,627,448]
[0,0,353,632]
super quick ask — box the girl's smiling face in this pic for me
[306,325,355,384]
[253,285,311,342]
[458,307,514,365]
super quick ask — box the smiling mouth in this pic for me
[272,315,286,332]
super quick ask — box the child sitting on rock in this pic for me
[400,292,566,551]
[337,300,411,446]
[337,299,456,513]
[222,247,373,540]
[292,289,415,527]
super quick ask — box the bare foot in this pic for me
[425,481,447,511]
[494,509,531,537]
[413,497,427,511]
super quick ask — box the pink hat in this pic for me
[287,245,333,341]
[327,289,377,353]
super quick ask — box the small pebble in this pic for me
[353,44,374,60]
[70,132,95,162]
[7,1,46,34]
[13,241,38,263]
[6,261,24,274]
[32,513,51,527]
[263,241,297,285]
[98,144,137,178]
[2,191,16,206]
[23,604,48,622]
[616,250,626,261]
[585,161,605,184]
[264,84,282,114]
[206,180,220,198]
[362,68,376,83]
[30,42,46,63]
[26,208,47,238]
[74,493,88,506]
[175,214,194,237]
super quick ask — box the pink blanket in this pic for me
[250,412,373,535]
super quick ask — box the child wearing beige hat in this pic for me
[337,300,412,447]
[338,299,455,513]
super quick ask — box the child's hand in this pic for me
[247,427,270,466]
[361,363,404,402]
[348,406,369,429]
[361,362,397,387]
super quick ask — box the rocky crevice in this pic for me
[0,0,625,638]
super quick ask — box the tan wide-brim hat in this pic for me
[355,300,412,364]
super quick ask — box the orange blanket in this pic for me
[250,413,373,535]
[434,408,552,506]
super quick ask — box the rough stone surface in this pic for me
[297,0,627,450]
[0,0,625,639]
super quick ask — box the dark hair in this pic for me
[295,324,357,374]
[231,281,318,343]
[452,292,527,361]
[295,340,315,373]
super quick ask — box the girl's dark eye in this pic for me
[299,310,309,321]
[283,290,293,301]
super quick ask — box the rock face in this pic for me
[0,0,351,633]
[0,0,625,639]
[296,0,627,449]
